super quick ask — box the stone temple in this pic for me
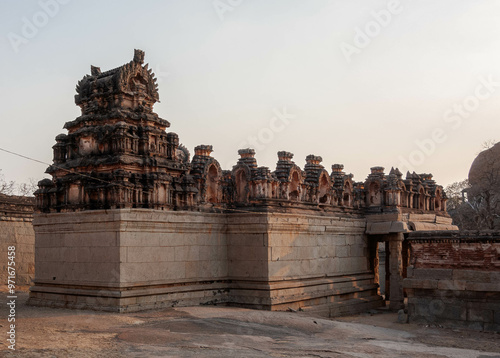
[28,50,457,314]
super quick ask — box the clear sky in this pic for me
[1,0,500,189]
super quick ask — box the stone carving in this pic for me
[29,50,456,314]
[36,50,448,215]
[37,50,194,212]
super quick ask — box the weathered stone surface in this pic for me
[29,209,381,315]
[28,50,457,316]
[35,51,452,216]
[412,268,453,280]
[404,231,500,332]
[0,194,35,289]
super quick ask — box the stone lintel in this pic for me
[366,221,408,235]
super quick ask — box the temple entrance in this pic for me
[369,233,410,309]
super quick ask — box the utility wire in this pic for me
[0,147,253,212]
[0,147,131,189]
[0,146,301,216]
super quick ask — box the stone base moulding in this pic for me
[28,280,232,312]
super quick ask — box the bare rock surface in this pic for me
[1,292,499,357]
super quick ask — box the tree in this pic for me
[447,140,500,230]
[444,179,469,211]
[478,138,496,153]
[0,170,39,197]
[445,140,500,230]
[17,178,38,197]
[445,179,479,230]
[0,170,15,195]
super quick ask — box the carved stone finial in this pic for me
[306,155,322,165]
[420,173,433,181]
[370,166,385,174]
[238,148,255,158]
[91,65,101,76]
[331,164,344,173]
[389,167,403,178]
[277,151,294,162]
[134,49,145,64]
[194,145,213,157]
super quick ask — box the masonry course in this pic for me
[404,230,500,331]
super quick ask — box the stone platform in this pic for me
[28,209,382,315]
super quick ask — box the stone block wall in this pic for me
[265,213,378,316]
[404,231,500,331]
[226,213,381,316]
[29,208,382,314]
[30,209,229,311]
[0,194,35,290]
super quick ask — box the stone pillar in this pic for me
[385,241,390,300]
[402,239,410,278]
[388,233,405,310]
[368,240,380,295]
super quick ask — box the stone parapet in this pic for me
[0,194,35,220]
[404,231,500,332]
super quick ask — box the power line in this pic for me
[0,146,287,215]
[0,147,125,189]
[0,147,248,210]
[0,147,50,167]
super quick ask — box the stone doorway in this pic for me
[369,233,410,310]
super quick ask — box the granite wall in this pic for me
[0,194,35,290]
[29,209,382,315]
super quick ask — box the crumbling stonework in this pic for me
[35,49,448,214]
[0,194,35,289]
[29,50,456,314]
[404,231,500,331]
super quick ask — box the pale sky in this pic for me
[1,0,500,189]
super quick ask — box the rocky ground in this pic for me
[1,292,499,357]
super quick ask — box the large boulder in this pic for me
[468,142,500,186]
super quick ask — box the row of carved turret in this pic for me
[365,166,446,212]
[188,147,447,211]
[35,49,447,214]
[37,142,446,213]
